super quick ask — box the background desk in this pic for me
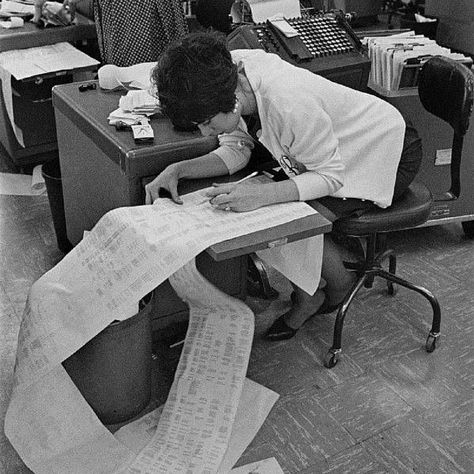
[0,14,97,168]
[370,87,474,234]
[0,14,96,52]
[52,82,332,331]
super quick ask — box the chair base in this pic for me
[324,234,441,369]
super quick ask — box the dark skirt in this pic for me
[317,123,422,222]
[93,0,188,67]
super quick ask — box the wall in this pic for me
[330,0,383,17]
[425,0,474,55]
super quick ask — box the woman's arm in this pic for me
[145,124,253,205]
[144,152,229,205]
[206,179,300,212]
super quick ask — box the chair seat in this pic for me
[334,181,433,236]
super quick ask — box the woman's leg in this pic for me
[283,284,325,329]
[282,234,353,329]
[265,234,355,340]
[321,234,355,306]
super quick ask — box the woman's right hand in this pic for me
[145,165,182,205]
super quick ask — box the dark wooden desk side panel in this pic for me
[56,109,135,245]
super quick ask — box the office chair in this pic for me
[323,56,474,368]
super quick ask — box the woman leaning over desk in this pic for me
[145,31,422,341]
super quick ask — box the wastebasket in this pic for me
[41,158,73,253]
[63,293,153,425]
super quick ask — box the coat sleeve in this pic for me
[276,100,345,201]
[211,120,254,174]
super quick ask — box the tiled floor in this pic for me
[1,135,473,473]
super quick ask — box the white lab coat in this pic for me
[214,49,405,208]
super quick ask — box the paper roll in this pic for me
[98,62,156,90]
[4,190,320,472]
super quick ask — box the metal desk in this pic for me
[370,86,474,234]
[0,14,96,52]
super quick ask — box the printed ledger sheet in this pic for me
[5,187,322,472]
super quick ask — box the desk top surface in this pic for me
[0,14,96,52]
[53,81,217,176]
[207,208,332,260]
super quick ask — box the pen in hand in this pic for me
[208,171,259,209]
[233,171,259,184]
[210,171,259,194]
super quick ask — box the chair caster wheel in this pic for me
[425,333,439,353]
[324,349,340,368]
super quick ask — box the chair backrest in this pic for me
[418,56,474,200]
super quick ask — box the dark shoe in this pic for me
[264,315,298,341]
[290,291,342,314]
[315,298,342,315]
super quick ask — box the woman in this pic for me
[145,31,422,341]
[63,0,188,66]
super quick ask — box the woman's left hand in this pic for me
[206,182,270,212]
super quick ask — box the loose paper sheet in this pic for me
[0,66,24,146]
[0,42,99,81]
[246,0,301,23]
[5,189,322,473]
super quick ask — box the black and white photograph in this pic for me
[0,1,473,472]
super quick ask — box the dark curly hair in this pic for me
[151,31,238,128]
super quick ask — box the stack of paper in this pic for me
[107,90,161,126]
[364,31,473,94]
[118,89,161,114]
[107,109,150,127]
